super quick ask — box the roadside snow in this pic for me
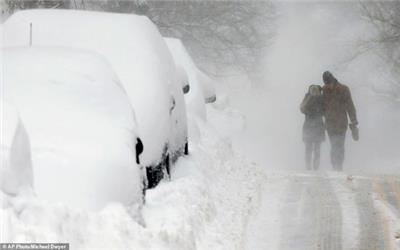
[0,98,263,250]
[244,173,288,250]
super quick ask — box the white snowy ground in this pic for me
[0,98,264,250]
[1,88,400,250]
[244,171,400,250]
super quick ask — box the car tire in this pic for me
[184,141,189,155]
[145,154,170,189]
[164,154,170,179]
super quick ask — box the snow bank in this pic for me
[0,101,33,195]
[197,71,217,104]
[0,96,263,250]
[3,47,141,211]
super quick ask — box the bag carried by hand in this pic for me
[349,124,359,141]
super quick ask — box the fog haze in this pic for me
[225,2,400,174]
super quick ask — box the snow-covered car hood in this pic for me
[2,47,142,210]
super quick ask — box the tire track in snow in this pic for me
[373,178,396,250]
[314,176,342,250]
[244,174,291,250]
[248,174,400,250]
[382,176,400,216]
[279,175,314,250]
[331,176,359,250]
[372,176,400,250]
[353,178,386,250]
[279,175,342,250]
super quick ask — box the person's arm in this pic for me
[345,86,358,125]
[300,94,311,114]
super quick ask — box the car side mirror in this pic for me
[183,83,190,94]
[176,66,190,94]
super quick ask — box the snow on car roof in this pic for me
[3,9,175,96]
[164,37,217,103]
[164,38,198,76]
[3,10,178,165]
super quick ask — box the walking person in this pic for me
[300,85,325,170]
[322,71,358,171]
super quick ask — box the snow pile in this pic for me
[0,96,263,250]
[143,102,262,250]
[2,47,141,211]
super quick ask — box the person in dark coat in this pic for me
[300,85,325,170]
[322,71,358,171]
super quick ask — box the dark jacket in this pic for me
[301,94,325,143]
[322,82,357,134]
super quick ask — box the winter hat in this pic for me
[308,85,322,96]
[322,71,337,84]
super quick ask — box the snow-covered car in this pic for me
[3,10,188,188]
[0,101,33,195]
[164,37,217,119]
[2,47,143,210]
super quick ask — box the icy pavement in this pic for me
[245,172,400,250]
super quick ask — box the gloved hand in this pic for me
[349,123,359,141]
[349,123,357,129]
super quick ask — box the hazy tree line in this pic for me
[4,0,399,92]
[360,2,400,99]
[0,0,146,17]
[145,1,275,79]
[0,0,275,81]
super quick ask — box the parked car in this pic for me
[2,47,143,210]
[3,9,189,188]
[164,37,217,120]
[0,100,33,195]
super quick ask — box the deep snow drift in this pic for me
[0,99,263,249]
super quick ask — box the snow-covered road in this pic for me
[245,172,400,250]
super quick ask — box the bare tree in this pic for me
[360,2,400,99]
[145,1,276,79]
[70,0,147,13]
[1,0,69,18]
[1,0,275,81]
[0,0,147,20]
